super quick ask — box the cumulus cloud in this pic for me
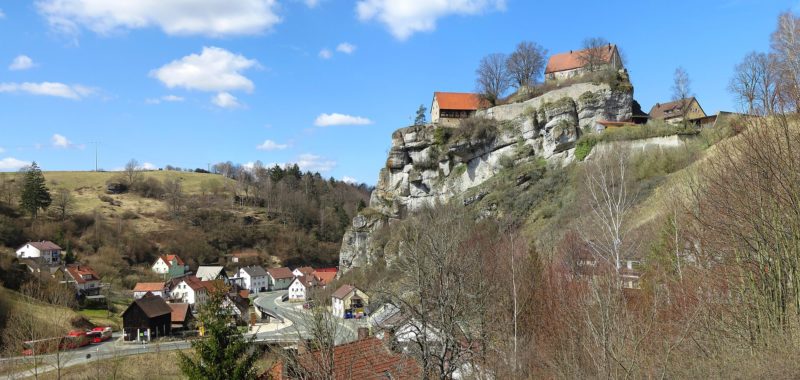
[211,92,242,108]
[141,162,157,170]
[314,113,372,127]
[145,94,185,104]
[342,176,358,184]
[297,153,336,172]
[336,42,356,54]
[151,47,258,93]
[356,0,505,40]
[0,82,93,100]
[52,133,71,148]
[318,48,332,59]
[36,0,281,38]
[256,139,289,151]
[9,55,35,71]
[0,157,31,171]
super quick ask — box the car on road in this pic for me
[281,294,289,302]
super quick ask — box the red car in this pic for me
[87,327,112,344]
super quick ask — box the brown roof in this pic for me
[313,268,338,286]
[295,266,315,276]
[545,44,617,74]
[332,284,360,299]
[128,294,172,318]
[596,120,636,128]
[267,267,294,280]
[433,92,485,111]
[292,276,316,289]
[133,282,166,293]
[24,241,62,251]
[169,303,191,323]
[66,264,100,284]
[160,254,185,267]
[293,337,421,380]
[648,97,703,120]
[181,276,206,291]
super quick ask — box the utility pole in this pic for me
[89,141,99,171]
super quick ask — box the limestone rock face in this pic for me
[339,82,633,272]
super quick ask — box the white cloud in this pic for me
[318,48,332,59]
[151,46,258,93]
[52,133,71,148]
[141,162,157,170]
[336,42,356,54]
[36,0,281,38]
[304,0,320,8]
[314,113,372,127]
[297,153,336,172]
[0,158,31,171]
[0,9,5,19]
[356,0,505,40]
[256,139,289,151]
[145,94,185,104]
[9,55,35,71]
[342,176,358,184]
[211,92,242,109]
[0,147,5,153]
[0,82,93,99]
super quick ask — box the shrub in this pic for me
[574,136,598,161]
[499,154,516,169]
[131,177,165,199]
[454,116,499,143]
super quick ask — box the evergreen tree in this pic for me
[19,162,51,218]
[179,288,258,380]
[414,104,427,125]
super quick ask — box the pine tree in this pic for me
[179,289,259,380]
[19,162,52,218]
[414,104,427,125]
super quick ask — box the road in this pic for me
[3,291,365,378]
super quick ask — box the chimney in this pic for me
[357,327,370,340]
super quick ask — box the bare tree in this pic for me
[476,53,512,106]
[123,159,143,188]
[51,188,74,221]
[771,11,800,111]
[730,52,780,115]
[163,177,184,218]
[506,41,548,89]
[578,37,611,72]
[671,66,693,124]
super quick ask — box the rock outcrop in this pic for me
[338,82,633,271]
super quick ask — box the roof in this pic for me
[266,267,294,280]
[291,276,316,289]
[314,269,338,285]
[595,120,636,128]
[157,254,185,267]
[133,282,166,293]
[65,264,100,284]
[433,92,485,111]
[332,284,362,299]
[294,337,421,380]
[648,97,703,120]
[240,265,268,277]
[126,294,172,319]
[22,241,62,251]
[545,44,617,74]
[181,276,207,291]
[295,266,315,276]
[196,266,226,281]
[168,303,191,323]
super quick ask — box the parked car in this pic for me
[281,294,289,302]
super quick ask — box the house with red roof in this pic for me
[133,282,168,299]
[170,276,209,306]
[312,267,338,287]
[65,264,102,296]
[545,44,623,82]
[151,254,189,278]
[332,284,369,319]
[430,92,488,125]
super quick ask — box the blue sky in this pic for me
[0,0,794,184]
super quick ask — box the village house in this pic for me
[266,267,294,291]
[544,44,623,82]
[196,266,228,282]
[312,267,338,288]
[648,97,707,124]
[331,284,369,319]
[16,241,62,264]
[122,293,173,342]
[235,266,269,294]
[292,266,315,278]
[65,264,101,296]
[287,276,316,302]
[169,276,208,306]
[133,282,168,299]
[151,254,189,278]
[430,92,486,126]
[168,303,194,332]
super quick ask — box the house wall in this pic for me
[122,309,171,341]
[332,297,345,318]
[134,290,165,299]
[288,280,306,301]
[269,276,293,291]
[431,97,441,123]
[152,258,169,274]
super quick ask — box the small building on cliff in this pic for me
[545,44,623,82]
[431,92,487,126]
[648,97,707,124]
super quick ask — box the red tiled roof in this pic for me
[294,337,421,380]
[181,276,206,291]
[169,303,191,323]
[314,269,338,285]
[66,264,100,284]
[158,254,185,267]
[433,92,485,111]
[133,282,166,293]
[295,266,315,276]
[267,267,294,280]
[545,44,617,74]
[648,97,702,120]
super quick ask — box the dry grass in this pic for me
[39,350,186,380]
[1,287,79,331]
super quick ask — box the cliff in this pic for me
[339,81,633,271]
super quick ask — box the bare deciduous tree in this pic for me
[506,41,548,89]
[52,188,74,221]
[123,159,143,188]
[476,53,512,106]
[671,66,693,124]
[578,37,611,72]
[163,177,184,218]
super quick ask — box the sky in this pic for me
[0,0,795,184]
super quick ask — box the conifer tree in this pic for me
[19,162,51,218]
[414,104,427,125]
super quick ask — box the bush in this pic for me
[131,177,165,199]
[499,154,516,169]
[574,136,598,161]
[454,116,499,143]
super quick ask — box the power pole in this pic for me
[89,141,99,171]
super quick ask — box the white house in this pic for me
[196,266,227,282]
[331,285,369,319]
[151,254,188,276]
[170,276,208,306]
[292,266,315,278]
[544,44,623,82]
[288,276,316,301]
[266,267,295,291]
[16,241,62,264]
[65,264,101,296]
[133,282,168,299]
[236,266,269,294]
